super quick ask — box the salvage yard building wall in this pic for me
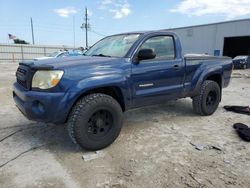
[165,18,250,58]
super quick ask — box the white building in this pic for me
[165,18,250,58]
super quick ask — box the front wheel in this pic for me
[67,93,123,150]
[192,80,221,116]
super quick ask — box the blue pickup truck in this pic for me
[13,31,233,150]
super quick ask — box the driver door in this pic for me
[131,35,184,107]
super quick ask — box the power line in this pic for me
[1,15,109,45]
[1,24,109,35]
[89,30,106,37]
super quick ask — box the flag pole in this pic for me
[30,17,35,45]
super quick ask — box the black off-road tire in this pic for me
[192,80,221,116]
[67,93,123,150]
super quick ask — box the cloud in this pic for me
[109,4,131,19]
[54,7,79,18]
[99,0,131,19]
[170,0,250,19]
[101,0,113,5]
[87,9,93,17]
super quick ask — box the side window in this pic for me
[140,36,175,60]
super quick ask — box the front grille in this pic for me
[17,78,27,88]
[17,67,27,75]
[233,60,244,64]
[16,65,32,90]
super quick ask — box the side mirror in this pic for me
[137,48,156,61]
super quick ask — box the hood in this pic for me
[233,58,246,61]
[233,59,246,64]
[21,56,127,83]
[23,55,124,70]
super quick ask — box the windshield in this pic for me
[233,55,248,60]
[85,34,140,57]
[48,52,61,57]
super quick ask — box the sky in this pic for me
[1,0,250,47]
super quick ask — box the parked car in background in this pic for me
[34,50,83,61]
[233,55,250,69]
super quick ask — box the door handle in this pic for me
[173,64,179,68]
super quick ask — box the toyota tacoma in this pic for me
[13,31,233,150]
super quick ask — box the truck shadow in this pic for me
[0,98,197,160]
[0,122,80,167]
[125,98,196,124]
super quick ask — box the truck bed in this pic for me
[183,54,233,98]
[184,54,231,61]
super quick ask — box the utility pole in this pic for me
[30,17,35,45]
[81,7,90,49]
[73,16,75,48]
[85,7,88,48]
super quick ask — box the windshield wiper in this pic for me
[92,54,111,57]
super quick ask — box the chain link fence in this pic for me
[0,43,74,63]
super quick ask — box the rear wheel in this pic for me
[243,64,247,69]
[192,80,221,116]
[67,93,123,150]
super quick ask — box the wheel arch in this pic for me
[64,85,126,123]
[80,86,126,111]
[192,66,223,97]
[205,74,222,89]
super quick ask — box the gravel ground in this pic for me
[0,63,249,188]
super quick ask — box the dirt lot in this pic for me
[0,63,249,188]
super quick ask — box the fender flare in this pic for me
[192,65,223,96]
[66,74,130,115]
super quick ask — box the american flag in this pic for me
[8,34,16,40]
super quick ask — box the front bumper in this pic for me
[13,82,69,123]
[233,62,246,69]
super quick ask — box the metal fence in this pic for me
[0,43,74,63]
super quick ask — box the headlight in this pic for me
[32,70,64,89]
[240,60,246,64]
